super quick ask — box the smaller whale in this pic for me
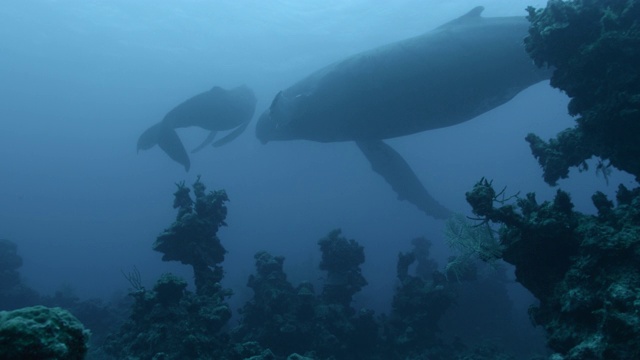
[137,85,257,171]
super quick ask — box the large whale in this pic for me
[138,85,256,171]
[256,7,551,219]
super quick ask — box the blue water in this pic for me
[0,0,634,341]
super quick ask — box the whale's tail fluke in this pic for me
[137,123,190,171]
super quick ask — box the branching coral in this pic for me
[524,0,640,185]
[105,177,233,360]
[318,229,367,310]
[234,251,317,356]
[235,231,380,359]
[465,179,640,359]
[473,3,640,356]
[387,237,458,356]
[153,176,229,296]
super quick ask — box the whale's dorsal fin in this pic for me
[436,6,484,29]
[463,6,485,18]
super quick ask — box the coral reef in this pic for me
[0,239,125,357]
[233,251,312,355]
[466,179,640,359]
[385,237,458,358]
[104,178,233,360]
[0,305,90,360]
[234,231,380,359]
[523,0,640,184]
[454,3,640,358]
[318,229,367,310]
[443,219,547,356]
[314,230,379,359]
[30,284,125,358]
[231,232,513,359]
[103,272,232,359]
[153,176,229,296]
[92,179,531,359]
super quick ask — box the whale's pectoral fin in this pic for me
[191,131,218,153]
[356,139,452,220]
[157,126,191,171]
[212,120,250,147]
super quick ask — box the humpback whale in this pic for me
[138,85,257,171]
[256,7,551,219]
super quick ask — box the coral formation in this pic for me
[314,230,379,359]
[94,181,528,360]
[453,2,640,358]
[233,251,312,355]
[0,305,90,360]
[234,231,380,359]
[104,272,232,359]
[523,0,640,184]
[231,232,512,359]
[153,176,229,296]
[105,178,233,360]
[385,237,458,358]
[318,229,367,310]
[84,179,532,359]
[466,179,640,359]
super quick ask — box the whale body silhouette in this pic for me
[138,85,256,171]
[256,7,551,219]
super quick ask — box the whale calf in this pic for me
[138,85,256,171]
[256,7,551,219]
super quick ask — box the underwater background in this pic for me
[1,1,638,359]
